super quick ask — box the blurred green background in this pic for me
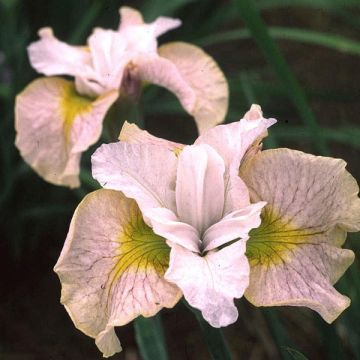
[1,0,360,359]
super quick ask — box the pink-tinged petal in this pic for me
[144,207,200,252]
[203,201,266,252]
[151,17,182,37]
[165,241,249,327]
[195,105,275,214]
[119,121,184,154]
[92,142,178,213]
[15,77,117,188]
[195,105,276,173]
[158,42,229,134]
[87,28,127,92]
[136,54,196,111]
[118,6,181,37]
[54,189,181,357]
[176,145,225,234]
[242,148,360,322]
[118,7,144,29]
[28,28,90,77]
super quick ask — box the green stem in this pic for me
[134,314,169,360]
[184,300,233,360]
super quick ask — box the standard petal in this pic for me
[195,106,276,214]
[158,42,228,133]
[203,201,265,252]
[15,77,117,187]
[176,145,225,234]
[87,28,128,92]
[92,142,178,213]
[241,148,360,322]
[28,27,91,77]
[118,7,144,29]
[165,241,249,327]
[119,121,184,155]
[195,105,276,173]
[151,17,182,37]
[144,207,200,252]
[54,189,181,356]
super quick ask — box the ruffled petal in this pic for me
[176,144,225,234]
[241,148,360,322]
[203,201,265,252]
[195,105,276,173]
[28,27,90,77]
[54,189,181,357]
[119,121,184,155]
[165,241,249,327]
[15,77,117,187]
[92,142,178,213]
[158,42,229,133]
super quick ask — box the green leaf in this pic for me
[141,0,197,20]
[184,300,233,360]
[68,0,103,43]
[281,347,309,360]
[134,314,169,360]
[233,0,329,155]
[197,27,360,57]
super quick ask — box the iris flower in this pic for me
[54,105,274,357]
[15,6,228,188]
[54,105,360,357]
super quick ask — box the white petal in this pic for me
[119,121,184,154]
[15,77,117,187]
[165,242,250,327]
[176,145,225,234]
[92,142,178,213]
[203,201,266,251]
[195,107,275,214]
[242,148,360,322]
[54,190,181,356]
[144,207,200,252]
[28,27,90,77]
[158,42,229,133]
[87,28,128,92]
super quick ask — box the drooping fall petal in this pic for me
[165,241,250,327]
[15,77,118,187]
[241,148,360,323]
[54,189,181,357]
[158,42,229,133]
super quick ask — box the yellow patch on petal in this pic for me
[60,81,93,142]
[110,203,171,289]
[246,208,323,267]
